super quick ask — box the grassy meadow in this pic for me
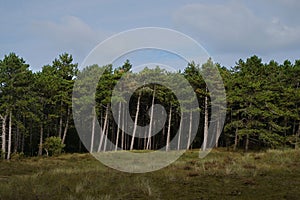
[0,149,300,200]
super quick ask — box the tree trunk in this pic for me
[245,134,249,152]
[58,101,63,138]
[1,114,7,159]
[7,111,12,160]
[146,87,156,150]
[166,105,172,151]
[187,111,192,150]
[177,112,183,150]
[90,108,96,152]
[62,107,70,144]
[215,118,220,148]
[38,123,43,156]
[121,103,125,150]
[115,102,122,151]
[144,127,147,150]
[202,91,209,151]
[233,127,238,151]
[98,104,109,152]
[104,119,109,152]
[130,93,141,150]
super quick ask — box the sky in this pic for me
[1,0,300,71]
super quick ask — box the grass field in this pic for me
[0,149,300,200]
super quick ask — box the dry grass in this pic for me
[0,149,300,199]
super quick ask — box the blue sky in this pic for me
[1,0,300,71]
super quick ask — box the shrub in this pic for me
[11,152,25,160]
[43,136,65,156]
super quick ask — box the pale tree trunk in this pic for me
[125,106,129,150]
[90,108,96,152]
[162,123,165,147]
[187,111,192,150]
[177,113,183,150]
[38,123,43,156]
[98,104,109,152]
[104,119,109,152]
[62,107,71,145]
[147,137,151,150]
[1,114,7,159]
[130,93,141,150]
[202,91,209,151]
[144,127,147,150]
[152,120,156,150]
[233,127,238,151]
[166,105,172,151]
[245,134,249,152]
[115,102,122,151]
[121,103,125,150]
[7,111,12,160]
[146,87,156,150]
[215,117,220,148]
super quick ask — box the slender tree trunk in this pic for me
[202,91,209,151]
[177,113,183,150]
[90,108,96,152]
[38,123,43,156]
[1,114,7,159]
[166,105,172,151]
[234,127,238,151]
[215,118,220,148]
[58,99,64,139]
[144,127,147,150]
[187,111,193,150]
[62,107,70,144]
[146,87,156,150]
[125,104,128,150]
[130,93,141,150]
[121,103,125,150]
[115,102,122,151]
[98,104,109,152]
[7,111,12,160]
[161,123,165,148]
[104,119,109,152]
[245,134,249,152]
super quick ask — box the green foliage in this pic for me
[1,51,300,156]
[43,136,65,156]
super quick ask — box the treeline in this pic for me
[0,52,299,159]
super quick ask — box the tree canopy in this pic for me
[0,52,300,159]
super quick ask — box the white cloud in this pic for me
[32,16,110,55]
[172,1,300,54]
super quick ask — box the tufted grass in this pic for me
[0,149,300,199]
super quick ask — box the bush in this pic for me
[43,136,65,156]
[10,152,25,160]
